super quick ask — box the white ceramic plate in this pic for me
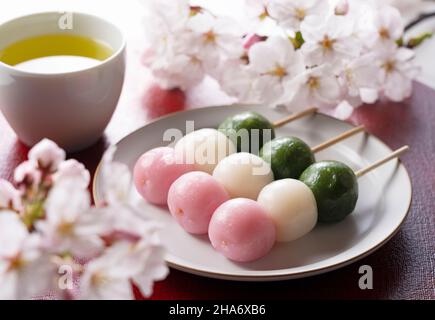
[93,105,412,281]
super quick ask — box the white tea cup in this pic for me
[0,12,126,152]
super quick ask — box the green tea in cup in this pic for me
[0,12,126,152]
[0,34,114,73]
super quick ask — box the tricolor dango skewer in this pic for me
[259,146,410,243]
[210,146,409,262]
[164,127,363,238]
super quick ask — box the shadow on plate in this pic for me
[239,218,359,271]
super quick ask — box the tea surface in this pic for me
[0,34,113,73]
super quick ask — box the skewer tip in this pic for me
[355,145,409,178]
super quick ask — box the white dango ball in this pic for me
[213,152,274,200]
[257,179,318,242]
[174,129,236,174]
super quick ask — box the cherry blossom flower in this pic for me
[284,64,342,110]
[245,0,270,24]
[149,52,207,90]
[217,59,258,103]
[36,180,106,259]
[187,13,245,64]
[28,139,66,173]
[364,5,404,48]
[378,45,419,102]
[97,207,168,297]
[53,159,91,189]
[248,36,305,104]
[143,24,208,90]
[131,235,168,297]
[142,1,245,90]
[141,0,207,89]
[301,14,361,67]
[243,0,278,35]
[268,0,329,32]
[339,53,380,104]
[14,160,41,189]
[78,242,136,300]
[79,232,168,300]
[0,212,54,299]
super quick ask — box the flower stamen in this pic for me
[307,76,320,90]
[320,35,335,51]
[58,221,75,236]
[267,65,287,78]
[189,6,202,17]
[190,55,201,65]
[259,7,269,21]
[7,254,25,272]
[379,27,390,40]
[294,8,306,21]
[90,271,109,287]
[204,30,217,44]
[383,60,396,73]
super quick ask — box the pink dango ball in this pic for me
[209,198,276,262]
[133,147,194,205]
[167,171,230,235]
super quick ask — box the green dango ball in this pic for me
[218,112,275,153]
[300,161,358,223]
[260,137,315,180]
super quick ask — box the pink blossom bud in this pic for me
[14,161,42,188]
[243,34,267,50]
[29,139,66,173]
[54,159,91,188]
[335,0,349,16]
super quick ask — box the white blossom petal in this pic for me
[54,160,90,188]
[100,147,133,206]
[28,139,66,172]
[334,100,355,120]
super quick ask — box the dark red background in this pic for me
[0,81,434,300]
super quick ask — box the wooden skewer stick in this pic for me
[355,146,409,178]
[311,125,365,154]
[273,107,318,128]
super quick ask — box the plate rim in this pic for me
[92,105,413,281]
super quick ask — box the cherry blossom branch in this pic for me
[405,11,435,31]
